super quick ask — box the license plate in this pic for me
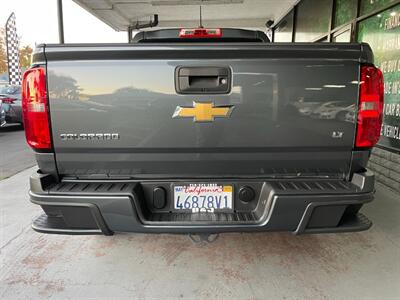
[174,184,233,212]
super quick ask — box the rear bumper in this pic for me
[29,170,375,235]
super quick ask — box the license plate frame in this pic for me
[173,183,234,213]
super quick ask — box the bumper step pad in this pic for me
[149,211,258,223]
[300,212,372,234]
[32,213,103,235]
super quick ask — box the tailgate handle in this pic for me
[175,66,231,94]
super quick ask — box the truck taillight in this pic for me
[179,28,222,38]
[355,65,384,148]
[22,67,52,150]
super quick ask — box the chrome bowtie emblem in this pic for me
[173,101,234,122]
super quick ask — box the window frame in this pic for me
[272,0,400,43]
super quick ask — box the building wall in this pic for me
[357,3,400,193]
[369,148,400,193]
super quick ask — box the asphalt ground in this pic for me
[0,126,35,180]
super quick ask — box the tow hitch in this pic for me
[188,233,219,244]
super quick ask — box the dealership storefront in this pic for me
[273,0,400,192]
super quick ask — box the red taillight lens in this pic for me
[179,28,222,38]
[22,67,52,150]
[1,97,16,104]
[355,65,384,148]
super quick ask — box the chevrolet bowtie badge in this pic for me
[172,101,234,122]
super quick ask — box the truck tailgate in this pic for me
[43,43,366,179]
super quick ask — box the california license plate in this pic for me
[174,184,233,212]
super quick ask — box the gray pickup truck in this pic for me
[23,28,384,236]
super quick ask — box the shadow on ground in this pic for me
[0,124,24,132]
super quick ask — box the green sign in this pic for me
[335,0,357,28]
[358,4,400,151]
[360,0,398,16]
